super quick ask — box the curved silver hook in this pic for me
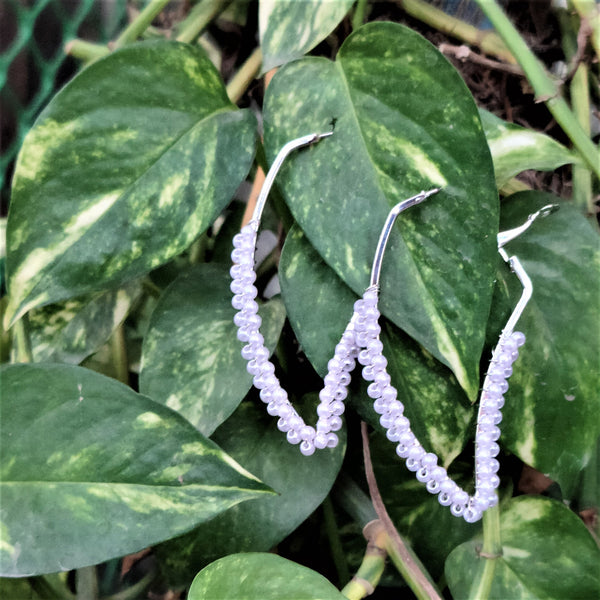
[251,132,333,224]
[498,203,559,334]
[369,188,442,289]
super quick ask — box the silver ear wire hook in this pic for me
[252,132,333,224]
[497,203,559,334]
[369,188,442,289]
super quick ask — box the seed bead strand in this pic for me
[353,287,525,523]
[231,220,359,455]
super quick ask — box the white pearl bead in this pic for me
[463,508,482,523]
[314,432,329,449]
[300,441,315,456]
[287,430,301,444]
[421,453,438,468]
[438,492,453,506]
[300,425,316,441]
[416,467,431,482]
[512,331,526,346]
[326,433,339,448]
[329,416,343,431]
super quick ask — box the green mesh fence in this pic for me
[0,0,128,202]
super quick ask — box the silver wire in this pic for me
[251,132,333,224]
[497,203,559,333]
[369,188,442,289]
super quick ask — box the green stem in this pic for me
[113,0,172,48]
[323,496,351,586]
[226,47,263,104]
[175,0,232,44]
[467,505,502,600]
[13,316,33,363]
[341,521,387,600]
[571,64,594,215]
[352,0,369,31]
[473,0,600,179]
[111,324,129,385]
[76,566,99,600]
[64,39,110,62]
[397,0,515,63]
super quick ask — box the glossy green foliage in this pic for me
[0,364,271,576]
[479,109,577,186]
[445,497,600,599]
[263,22,499,400]
[156,397,346,585]
[493,194,600,495]
[27,283,141,364]
[188,553,347,600]
[140,264,286,435]
[5,41,256,326]
[279,225,473,466]
[259,0,355,72]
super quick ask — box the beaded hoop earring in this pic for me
[352,200,558,523]
[231,132,361,457]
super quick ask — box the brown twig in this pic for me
[360,422,442,600]
[439,43,523,76]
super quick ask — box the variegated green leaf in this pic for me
[139,263,286,436]
[480,109,577,187]
[5,41,256,327]
[445,497,600,599]
[279,225,473,466]
[263,22,499,399]
[155,396,346,586]
[493,193,600,496]
[26,282,142,364]
[259,0,355,72]
[188,553,347,600]
[0,363,271,576]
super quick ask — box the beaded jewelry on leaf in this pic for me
[231,132,359,457]
[352,200,559,523]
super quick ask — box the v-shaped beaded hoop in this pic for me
[231,132,557,523]
[347,200,557,523]
[231,132,358,457]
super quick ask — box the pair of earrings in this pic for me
[230,132,556,523]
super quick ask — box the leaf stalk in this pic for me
[397,0,515,63]
[226,47,263,104]
[473,0,600,179]
[467,505,502,600]
[175,0,233,44]
[64,39,110,63]
[113,0,172,48]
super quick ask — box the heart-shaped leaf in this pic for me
[0,363,271,576]
[188,553,347,600]
[155,396,346,586]
[26,282,141,364]
[263,22,499,399]
[445,496,600,599]
[279,225,473,467]
[140,264,286,436]
[479,109,577,187]
[259,0,355,72]
[493,193,600,496]
[5,41,256,326]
